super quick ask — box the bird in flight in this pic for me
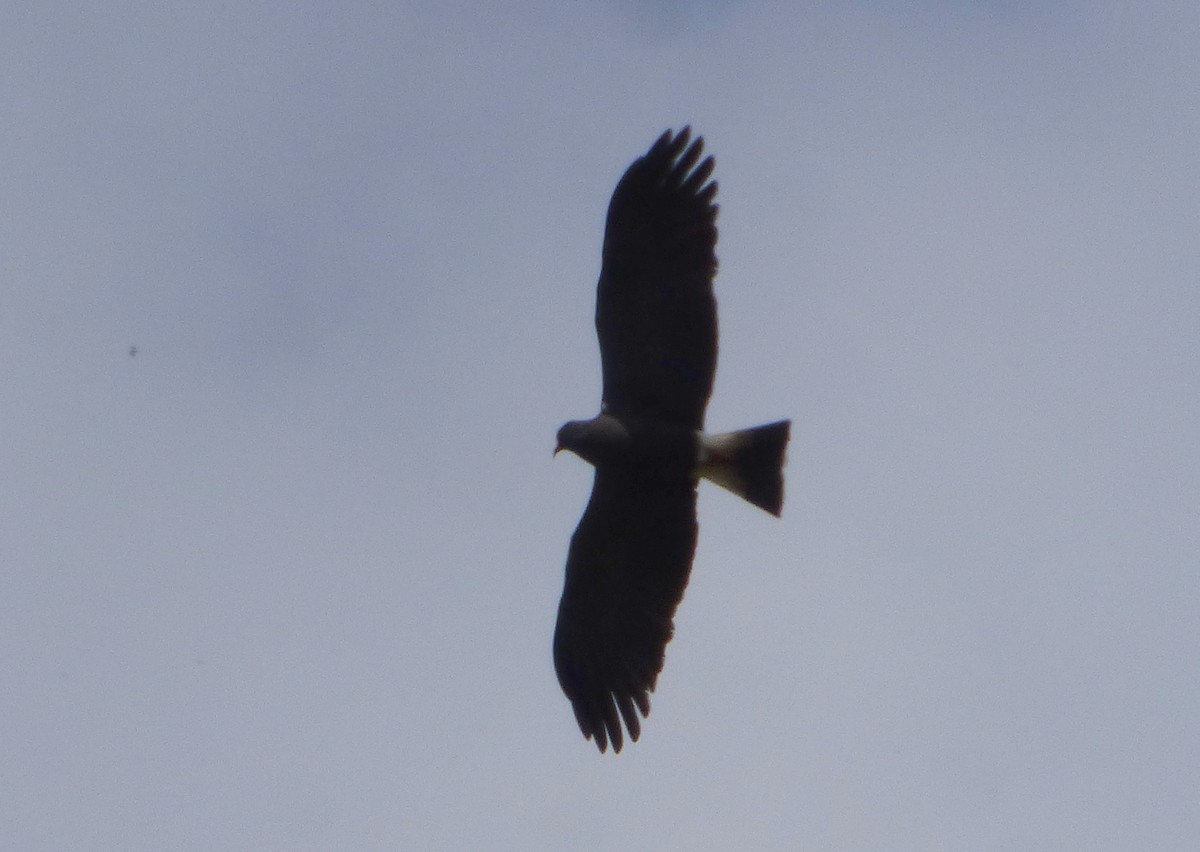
[553,127,791,753]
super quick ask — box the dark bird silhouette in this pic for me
[553,127,790,753]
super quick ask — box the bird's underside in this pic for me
[553,127,790,753]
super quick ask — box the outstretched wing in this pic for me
[596,127,719,430]
[553,469,698,753]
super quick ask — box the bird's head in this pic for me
[554,420,588,460]
[555,415,629,466]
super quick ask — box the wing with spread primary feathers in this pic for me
[596,127,719,430]
[552,468,698,753]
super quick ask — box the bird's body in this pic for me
[554,128,790,753]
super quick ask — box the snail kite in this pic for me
[553,127,791,753]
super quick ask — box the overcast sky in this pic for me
[3,2,1198,849]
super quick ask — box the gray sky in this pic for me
[4,2,1198,849]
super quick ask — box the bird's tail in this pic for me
[697,420,791,517]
